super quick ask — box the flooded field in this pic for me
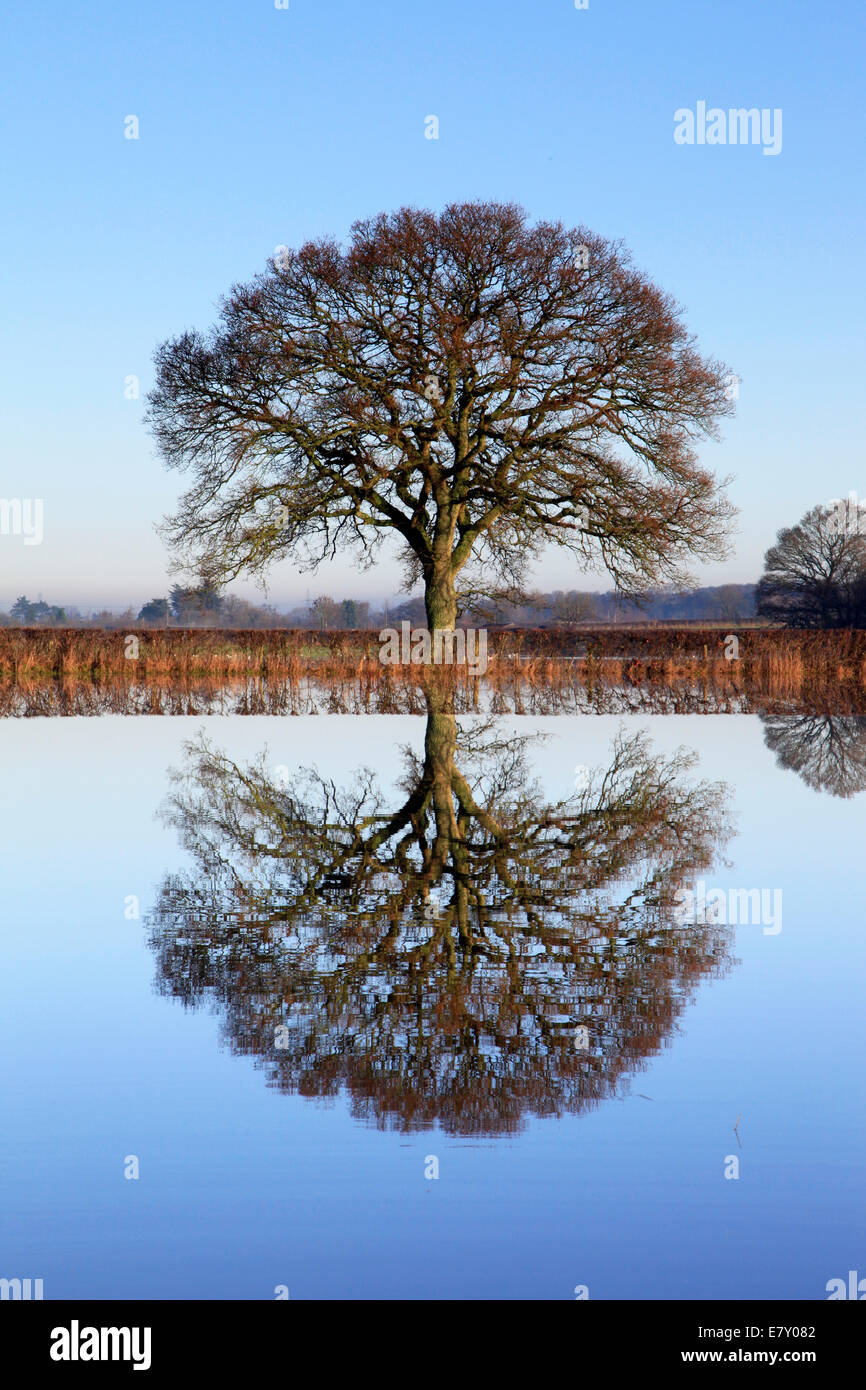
[0,701,863,1299]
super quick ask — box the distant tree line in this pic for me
[3,596,68,626]
[467,583,756,626]
[136,586,377,630]
[0,583,758,630]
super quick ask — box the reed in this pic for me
[0,626,864,715]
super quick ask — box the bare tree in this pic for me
[761,714,866,797]
[147,201,735,631]
[550,590,599,625]
[309,595,341,629]
[148,715,733,1133]
[711,583,749,623]
[756,500,866,628]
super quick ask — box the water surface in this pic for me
[0,711,863,1299]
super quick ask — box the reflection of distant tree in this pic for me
[147,710,734,1135]
[761,713,866,798]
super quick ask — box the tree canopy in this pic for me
[756,499,866,628]
[761,713,866,797]
[147,201,735,629]
[147,712,733,1133]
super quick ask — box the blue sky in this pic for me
[1,0,864,609]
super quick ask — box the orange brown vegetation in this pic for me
[1,627,864,718]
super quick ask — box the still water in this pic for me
[0,711,863,1299]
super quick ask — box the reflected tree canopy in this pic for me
[147,705,734,1135]
[761,713,866,798]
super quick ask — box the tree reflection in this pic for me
[761,713,866,798]
[147,705,734,1135]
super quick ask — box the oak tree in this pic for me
[148,201,735,631]
[149,716,732,1132]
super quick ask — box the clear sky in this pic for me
[1,0,864,609]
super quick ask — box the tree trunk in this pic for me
[424,565,457,632]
